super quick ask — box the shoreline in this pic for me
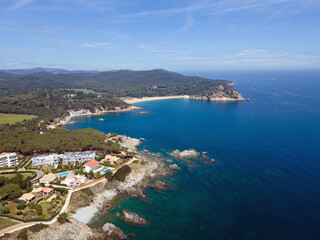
[71,153,165,225]
[48,105,141,128]
[123,95,189,104]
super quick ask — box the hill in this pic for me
[0,69,243,99]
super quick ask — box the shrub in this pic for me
[53,187,68,196]
[17,202,26,210]
[17,229,28,240]
[28,203,42,215]
[0,206,10,214]
[16,211,23,215]
[57,212,68,223]
[28,224,49,233]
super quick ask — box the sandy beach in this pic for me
[123,95,189,104]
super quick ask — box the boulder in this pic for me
[170,149,200,159]
[121,209,150,225]
[102,223,126,239]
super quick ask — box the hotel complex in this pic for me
[31,151,95,166]
[0,152,19,168]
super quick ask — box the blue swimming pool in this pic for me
[102,169,111,174]
[58,172,71,178]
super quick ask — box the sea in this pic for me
[63,70,320,240]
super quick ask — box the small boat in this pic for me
[98,118,104,121]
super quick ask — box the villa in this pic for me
[18,193,35,203]
[39,173,56,185]
[61,173,87,187]
[0,152,19,168]
[32,187,54,196]
[84,159,100,173]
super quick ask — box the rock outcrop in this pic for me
[168,164,181,170]
[121,209,150,225]
[170,149,200,159]
[102,223,126,239]
[119,135,142,152]
[190,84,245,101]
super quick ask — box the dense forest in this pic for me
[0,90,126,155]
[0,125,121,155]
[0,90,129,123]
[0,69,238,98]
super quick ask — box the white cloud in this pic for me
[80,42,110,48]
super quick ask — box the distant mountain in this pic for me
[0,68,243,100]
[0,67,98,75]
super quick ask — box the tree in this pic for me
[0,183,22,200]
[0,206,10,214]
[113,165,131,182]
[104,171,113,181]
[17,202,26,210]
[0,177,7,187]
[57,212,68,223]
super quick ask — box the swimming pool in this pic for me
[58,172,71,178]
[102,169,111,174]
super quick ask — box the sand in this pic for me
[123,95,189,104]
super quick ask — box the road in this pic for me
[0,157,135,236]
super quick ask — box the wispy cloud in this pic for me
[10,0,36,10]
[180,14,195,32]
[290,0,313,18]
[265,1,294,22]
[81,42,110,48]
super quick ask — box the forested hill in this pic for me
[0,69,242,98]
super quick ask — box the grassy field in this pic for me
[0,113,37,124]
[0,217,18,230]
[0,172,35,179]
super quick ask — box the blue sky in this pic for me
[0,0,319,71]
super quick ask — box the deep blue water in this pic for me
[64,70,320,240]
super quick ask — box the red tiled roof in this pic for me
[84,159,99,168]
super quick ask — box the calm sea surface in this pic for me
[64,70,320,240]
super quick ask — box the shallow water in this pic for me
[64,70,320,240]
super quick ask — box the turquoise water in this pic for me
[57,171,71,177]
[64,70,320,240]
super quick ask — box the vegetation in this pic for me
[17,229,28,240]
[0,89,129,122]
[0,217,17,230]
[57,212,68,223]
[0,127,121,155]
[113,165,131,182]
[0,69,238,98]
[28,223,49,233]
[0,114,36,125]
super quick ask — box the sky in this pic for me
[0,0,319,71]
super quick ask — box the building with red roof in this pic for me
[84,159,100,173]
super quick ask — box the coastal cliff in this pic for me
[190,83,245,101]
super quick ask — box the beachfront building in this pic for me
[39,173,56,185]
[31,151,96,166]
[84,159,100,173]
[18,193,35,203]
[0,152,19,168]
[61,173,87,187]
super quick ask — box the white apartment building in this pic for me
[0,152,19,168]
[31,151,95,166]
